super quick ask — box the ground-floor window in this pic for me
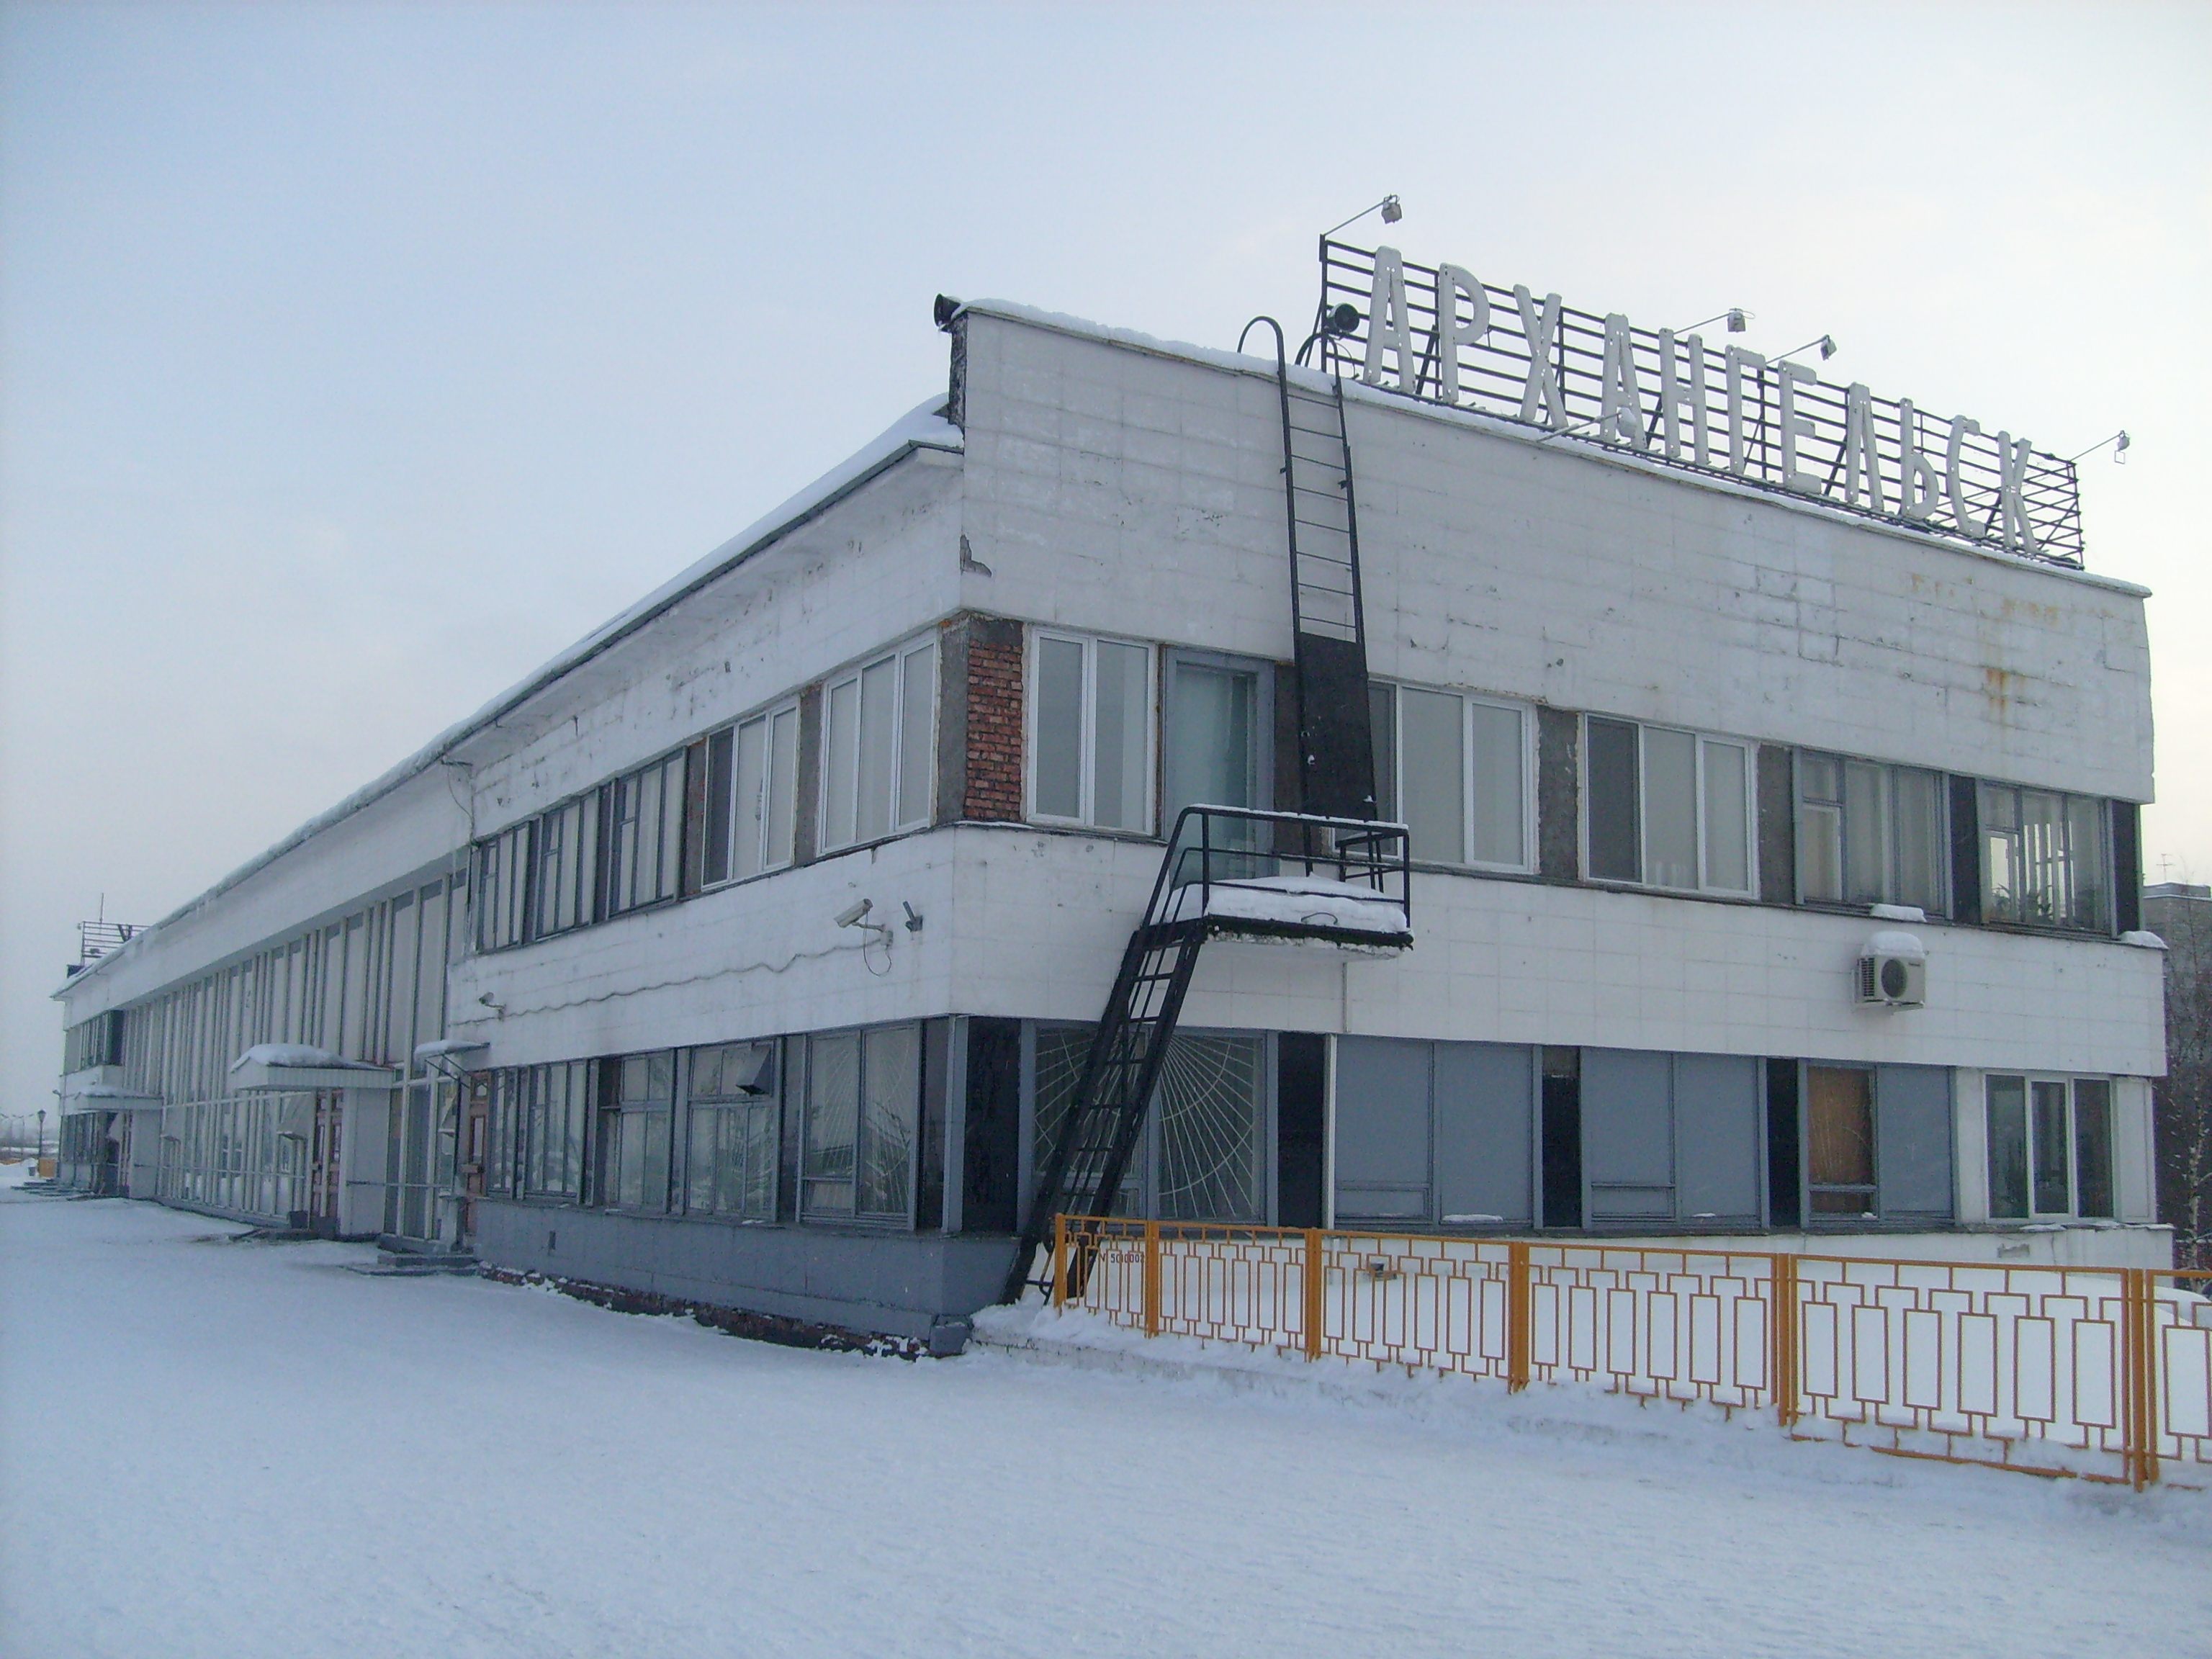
[1986,1074,2114,1220]
[598,1052,673,1212]
[685,1041,779,1220]
[1033,1026,1267,1224]
[1806,1065,1876,1218]
[803,1023,921,1224]
[156,1097,301,1219]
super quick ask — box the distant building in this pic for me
[52,242,2172,1339]
[2146,883,2212,1265]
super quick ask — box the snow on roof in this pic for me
[60,398,963,997]
[230,1044,387,1074]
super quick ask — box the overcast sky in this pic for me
[4,1,2208,1119]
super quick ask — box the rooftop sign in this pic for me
[1316,242,2084,566]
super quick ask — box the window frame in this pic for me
[1368,678,1536,873]
[1977,781,2114,935]
[799,1021,923,1228]
[700,699,803,889]
[1025,629,1158,835]
[1794,750,1950,916]
[818,637,940,854]
[1581,716,1758,899]
[1984,1072,2118,1222]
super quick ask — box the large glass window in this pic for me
[684,1041,778,1220]
[821,640,938,850]
[1979,783,2110,932]
[1585,717,1754,895]
[802,1024,920,1223]
[531,793,601,938]
[1986,1074,2116,1220]
[604,752,685,916]
[476,822,533,951]
[1797,753,1946,913]
[1370,682,1529,869]
[701,704,800,886]
[1030,632,1153,833]
[521,1061,590,1200]
[592,1052,672,1213]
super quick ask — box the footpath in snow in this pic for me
[2,1176,2208,1659]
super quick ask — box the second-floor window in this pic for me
[701,703,799,885]
[1030,631,1153,832]
[1979,783,2110,932]
[532,794,599,938]
[1797,753,1946,914]
[1584,717,1754,896]
[604,751,686,916]
[478,822,534,951]
[821,638,937,852]
[1369,682,1530,870]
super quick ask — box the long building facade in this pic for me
[54,256,2172,1339]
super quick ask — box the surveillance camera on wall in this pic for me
[833,899,873,930]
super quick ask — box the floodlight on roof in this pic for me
[2067,430,2131,465]
[1322,195,1404,238]
[1676,307,1751,335]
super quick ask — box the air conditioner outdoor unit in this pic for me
[1856,930,1927,1009]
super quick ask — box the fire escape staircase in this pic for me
[1000,317,1401,1304]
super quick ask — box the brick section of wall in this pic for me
[963,616,1025,822]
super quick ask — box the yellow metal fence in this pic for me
[1051,1215,2212,1489]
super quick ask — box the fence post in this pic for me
[1303,1228,1325,1359]
[1506,1241,1532,1393]
[1143,1220,1162,1336]
[1771,1254,1800,1429]
[2123,1267,2161,1490]
[1051,1213,1067,1309]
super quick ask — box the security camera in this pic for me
[833,899,874,930]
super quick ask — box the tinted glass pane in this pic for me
[1399,687,1464,866]
[703,729,734,887]
[2067,796,2108,930]
[1166,662,1256,819]
[1642,727,1698,889]
[1094,641,1148,832]
[1893,768,1945,914]
[1468,701,1524,868]
[1985,1075,2028,1219]
[804,1033,858,1212]
[2031,1079,2070,1213]
[1585,718,1640,882]
[1702,740,1749,892]
[2074,1079,2114,1219]
[1368,683,1398,823]
[896,643,936,828]
[860,1024,920,1217]
[1034,637,1084,819]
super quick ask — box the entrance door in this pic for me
[460,1079,490,1244]
[308,1093,343,1234]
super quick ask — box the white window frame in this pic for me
[819,636,939,853]
[1794,750,1950,915]
[1582,716,1759,899]
[702,699,801,889]
[1369,679,1535,873]
[1984,1072,2118,1222]
[1025,629,1157,835]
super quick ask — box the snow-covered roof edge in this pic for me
[58,398,963,999]
[951,300,2152,603]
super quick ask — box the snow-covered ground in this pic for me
[3,1183,2208,1659]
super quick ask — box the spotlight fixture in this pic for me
[1771,334,1838,364]
[2066,430,2131,465]
[1321,195,1404,238]
[1675,308,1750,335]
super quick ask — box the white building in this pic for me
[53,245,2171,1341]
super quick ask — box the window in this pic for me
[684,1041,779,1220]
[802,1023,920,1223]
[531,793,600,938]
[477,822,534,951]
[821,639,938,851]
[1584,717,1754,895]
[519,1060,590,1200]
[1164,653,1268,850]
[701,704,800,886]
[1030,632,1153,833]
[604,752,686,916]
[1797,754,1946,913]
[597,1052,673,1212]
[1979,783,2110,931]
[1986,1075,2116,1220]
[1805,1065,1876,1217]
[1370,682,1530,869]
